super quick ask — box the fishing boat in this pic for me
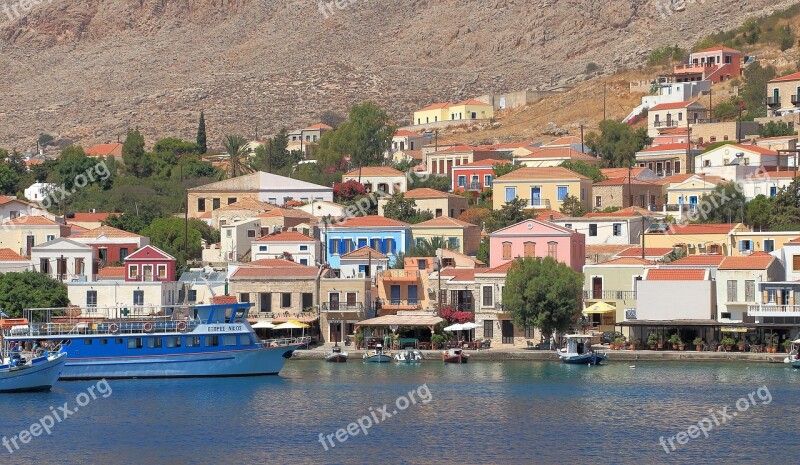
[5,302,303,379]
[0,343,67,393]
[325,345,348,363]
[557,334,608,365]
[363,344,392,363]
[394,348,424,363]
[442,347,469,364]
[783,338,800,364]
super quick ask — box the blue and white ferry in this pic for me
[7,302,303,380]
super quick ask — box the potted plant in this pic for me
[431,334,445,350]
[629,337,640,351]
[355,332,364,349]
[693,337,703,352]
[657,336,664,350]
[783,339,793,354]
[721,336,736,351]
[614,335,626,350]
[738,339,746,352]
[668,334,682,350]
[647,333,658,350]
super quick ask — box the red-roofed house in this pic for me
[343,167,407,194]
[642,222,749,256]
[616,247,674,261]
[410,216,481,255]
[673,46,742,84]
[0,195,51,223]
[378,188,468,219]
[251,230,320,265]
[85,143,123,159]
[412,99,493,127]
[635,267,715,321]
[583,256,654,334]
[635,143,702,177]
[391,130,426,153]
[647,100,708,137]
[229,259,321,317]
[767,71,800,116]
[451,158,510,192]
[591,176,664,210]
[489,219,585,271]
[695,143,791,180]
[427,145,497,176]
[492,166,593,211]
[716,252,783,323]
[325,215,410,268]
[70,225,149,265]
[0,247,32,273]
[554,207,663,246]
[66,212,120,230]
[0,215,70,257]
[516,147,600,168]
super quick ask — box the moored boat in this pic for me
[325,345,348,363]
[394,348,424,363]
[1,348,67,393]
[557,334,608,365]
[6,302,302,379]
[363,344,392,363]
[442,348,469,364]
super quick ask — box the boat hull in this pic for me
[792,359,800,369]
[0,352,67,393]
[559,353,608,365]
[58,346,300,380]
[363,354,392,363]
[325,354,348,363]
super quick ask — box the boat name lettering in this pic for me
[206,325,243,332]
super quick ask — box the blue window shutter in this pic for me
[738,240,744,252]
[329,239,336,254]
[391,239,397,254]
[358,238,367,248]
[380,239,387,254]
[338,239,346,255]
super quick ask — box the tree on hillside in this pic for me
[122,128,154,178]
[769,179,800,230]
[746,194,774,231]
[0,164,20,194]
[694,182,745,224]
[319,110,346,129]
[318,102,395,168]
[222,135,254,179]
[559,194,586,217]
[760,121,796,137]
[493,162,521,178]
[49,146,116,193]
[152,137,201,179]
[382,194,433,224]
[0,272,68,318]
[196,111,208,154]
[503,257,584,339]
[253,129,302,173]
[141,218,217,264]
[560,160,606,182]
[484,198,535,233]
[408,172,452,192]
[458,207,491,228]
[333,180,367,202]
[741,62,777,118]
[585,120,651,168]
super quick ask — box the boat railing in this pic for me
[15,319,204,337]
[261,336,311,349]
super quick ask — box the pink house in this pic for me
[489,219,585,272]
[124,245,177,282]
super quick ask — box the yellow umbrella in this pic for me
[582,301,616,314]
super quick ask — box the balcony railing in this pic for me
[320,302,365,313]
[468,181,482,191]
[377,269,420,280]
[583,290,637,301]
[792,95,800,105]
[747,304,800,315]
[441,301,475,312]
[380,299,421,309]
[767,97,780,107]
[529,199,552,209]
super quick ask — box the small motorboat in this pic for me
[442,348,469,364]
[394,348,424,363]
[557,334,608,365]
[325,345,348,363]
[783,338,800,364]
[1,350,67,393]
[363,344,392,363]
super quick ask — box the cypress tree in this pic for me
[196,111,207,154]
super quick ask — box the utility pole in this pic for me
[686,115,692,173]
[580,124,585,153]
[603,85,607,121]
[628,165,634,208]
[184,191,189,262]
[641,215,646,261]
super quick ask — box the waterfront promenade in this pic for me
[293,344,791,363]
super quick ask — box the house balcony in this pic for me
[792,95,800,105]
[128,275,171,283]
[653,121,680,129]
[378,298,423,311]
[673,63,716,74]
[377,269,421,282]
[583,290,637,301]
[468,181,482,191]
[767,97,780,107]
[320,302,365,315]
[747,304,800,316]
[529,199,552,209]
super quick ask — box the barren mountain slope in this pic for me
[0,0,796,149]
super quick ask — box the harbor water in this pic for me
[1,360,798,464]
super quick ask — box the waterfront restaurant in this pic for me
[354,314,443,350]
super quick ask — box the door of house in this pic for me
[592,277,603,299]
[142,265,153,282]
[390,285,401,305]
[408,285,418,305]
[329,322,342,343]
[530,187,541,206]
[501,320,515,344]
[329,293,340,311]
[25,236,34,256]
[346,292,357,308]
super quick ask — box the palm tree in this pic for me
[222,135,254,178]
[407,237,447,257]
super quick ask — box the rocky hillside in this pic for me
[0,0,796,150]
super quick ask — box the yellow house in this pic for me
[665,174,726,205]
[410,217,481,256]
[492,166,592,211]
[446,99,494,121]
[0,216,71,258]
[729,230,800,256]
[413,102,452,125]
[642,223,748,256]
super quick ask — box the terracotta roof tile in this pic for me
[440,268,477,281]
[476,261,517,275]
[770,71,800,83]
[85,143,123,157]
[646,269,707,281]
[667,255,725,266]
[534,209,567,220]
[418,102,453,111]
[718,253,775,270]
[451,158,510,168]
[597,257,655,265]
[2,216,61,226]
[340,246,388,260]
[649,100,701,111]
[454,99,491,106]
[303,123,333,130]
[233,259,319,278]
[413,216,477,228]
[639,143,697,153]
[403,188,462,199]
[494,166,590,181]
[216,198,274,212]
[72,225,142,238]
[0,248,28,261]
[69,212,119,223]
[617,247,674,258]
[96,266,125,278]
[584,207,655,218]
[518,147,596,161]
[328,215,409,228]
[210,295,240,304]
[663,223,742,235]
[694,46,741,54]
[256,208,315,220]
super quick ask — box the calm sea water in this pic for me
[1,360,798,464]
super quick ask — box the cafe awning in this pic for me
[355,315,444,329]
[272,315,319,324]
[721,326,749,333]
[583,301,616,314]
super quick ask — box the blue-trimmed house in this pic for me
[323,216,410,268]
